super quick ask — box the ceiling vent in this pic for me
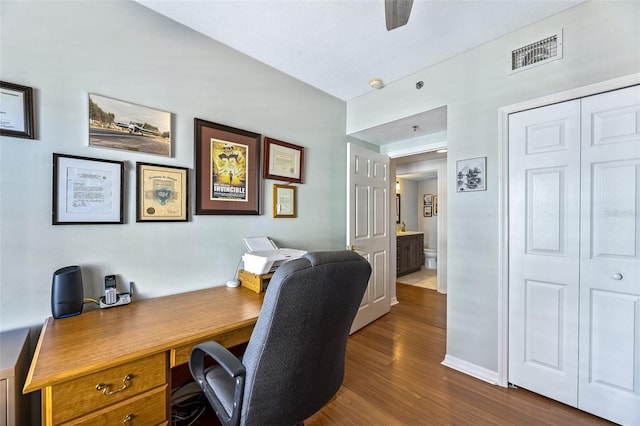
[508,30,563,74]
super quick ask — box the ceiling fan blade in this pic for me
[385,0,413,31]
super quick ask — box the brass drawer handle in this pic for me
[123,413,134,424]
[95,374,134,396]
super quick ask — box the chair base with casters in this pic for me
[189,250,372,426]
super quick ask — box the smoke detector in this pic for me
[508,29,563,74]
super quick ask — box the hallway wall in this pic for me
[418,177,438,250]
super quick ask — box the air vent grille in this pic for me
[508,30,563,74]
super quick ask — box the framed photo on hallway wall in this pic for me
[456,157,486,192]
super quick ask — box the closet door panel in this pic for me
[579,85,640,426]
[508,100,581,406]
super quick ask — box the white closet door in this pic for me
[578,85,640,425]
[508,100,582,406]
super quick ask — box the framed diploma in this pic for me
[273,184,297,218]
[263,137,304,184]
[53,154,124,225]
[194,118,261,215]
[136,162,188,222]
[0,81,35,139]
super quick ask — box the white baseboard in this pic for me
[441,354,500,386]
[391,297,399,306]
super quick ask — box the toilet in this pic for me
[424,248,437,269]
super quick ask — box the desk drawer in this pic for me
[171,324,254,366]
[61,386,166,425]
[51,353,167,424]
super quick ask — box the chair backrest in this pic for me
[239,250,372,425]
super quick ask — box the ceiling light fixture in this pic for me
[368,78,384,90]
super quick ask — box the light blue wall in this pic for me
[348,1,640,372]
[0,1,359,332]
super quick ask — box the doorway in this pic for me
[395,152,447,295]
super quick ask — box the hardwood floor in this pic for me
[305,284,612,425]
[178,284,613,425]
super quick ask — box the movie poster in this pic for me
[210,138,248,202]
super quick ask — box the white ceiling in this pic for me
[136,0,581,148]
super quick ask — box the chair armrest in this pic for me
[189,341,246,426]
[190,341,246,379]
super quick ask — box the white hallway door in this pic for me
[347,143,391,333]
[509,85,640,425]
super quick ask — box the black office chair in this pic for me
[189,250,372,426]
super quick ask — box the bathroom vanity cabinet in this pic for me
[396,232,424,276]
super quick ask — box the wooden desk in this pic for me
[23,286,264,425]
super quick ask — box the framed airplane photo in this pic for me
[88,93,172,157]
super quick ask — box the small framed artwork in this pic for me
[423,193,433,206]
[396,194,401,224]
[273,184,297,218]
[88,93,171,157]
[434,196,438,215]
[136,162,189,222]
[195,118,261,215]
[423,205,433,217]
[53,153,124,225]
[456,157,486,192]
[0,81,35,139]
[263,137,304,183]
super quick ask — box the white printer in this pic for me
[242,237,306,275]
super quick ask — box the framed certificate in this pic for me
[263,137,304,183]
[0,81,35,139]
[52,154,124,224]
[136,162,189,222]
[273,184,297,218]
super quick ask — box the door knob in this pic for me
[612,272,623,280]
